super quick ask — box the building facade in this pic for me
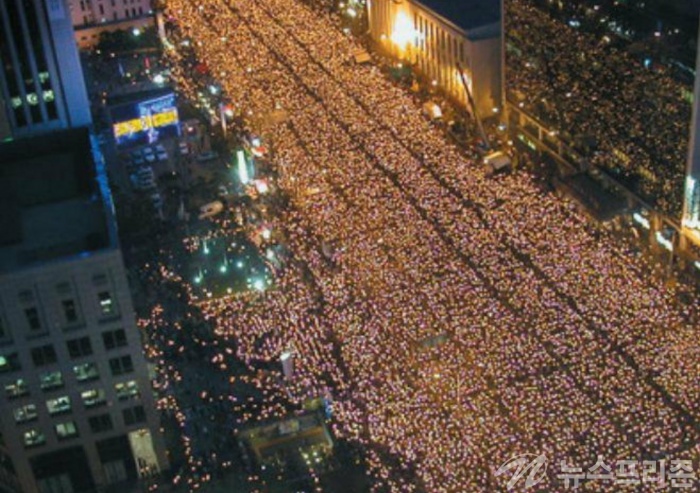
[69,0,152,27]
[0,129,167,493]
[0,0,92,141]
[68,0,155,49]
[367,0,502,118]
[683,18,700,249]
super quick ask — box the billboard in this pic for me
[111,93,180,147]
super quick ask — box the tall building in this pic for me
[683,18,700,248]
[0,0,91,141]
[0,129,168,493]
[367,0,502,118]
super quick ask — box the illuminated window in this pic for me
[73,362,99,382]
[23,429,45,448]
[98,291,115,316]
[40,370,63,391]
[55,421,78,440]
[14,404,38,423]
[0,353,21,373]
[5,378,28,398]
[115,380,139,400]
[46,396,71,415]
[81,388,106,408]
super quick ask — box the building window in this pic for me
[5,378,29,398]
[55,421,79,440]
[73,362,99,382]
[109,355,133,376]
[98,291,116,316]
[115,380,139,400]
[92,273,108,286]
[102,329,127,350]
[122,405,146,426]
[46,396,71,415]
[40,370,63,391]
[31,345,57,367]
[25,308,41,331]
[62,300,78,324]
[0,313,7,339]
[18,290,34,303]
[55,282,71,295]
[23,429,46,448]
[14,403,38,423]
[0,353,21,373]
[81,388,106,408]
[88,414,113,433]
[67,337,93,359]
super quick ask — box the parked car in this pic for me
[150,192,163,209]
[142,147,156,163]
[132,154,145,167]
[136,165,155,180]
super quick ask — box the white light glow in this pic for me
[237,150,249,184]
[632,212,650,230]
[391,12,414,49]
[655,232,673,251]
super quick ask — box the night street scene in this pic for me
[3,0,700,492]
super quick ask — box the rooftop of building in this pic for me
[418,0,501,33]
[0,128,115,273]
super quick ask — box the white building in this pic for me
[0,129,168,493]
[367,0,503,118]
[67,0,155,49]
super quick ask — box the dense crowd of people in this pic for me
[160,0,700,491]
[507,0,693,216]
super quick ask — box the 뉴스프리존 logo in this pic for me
[494,453,548,490]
